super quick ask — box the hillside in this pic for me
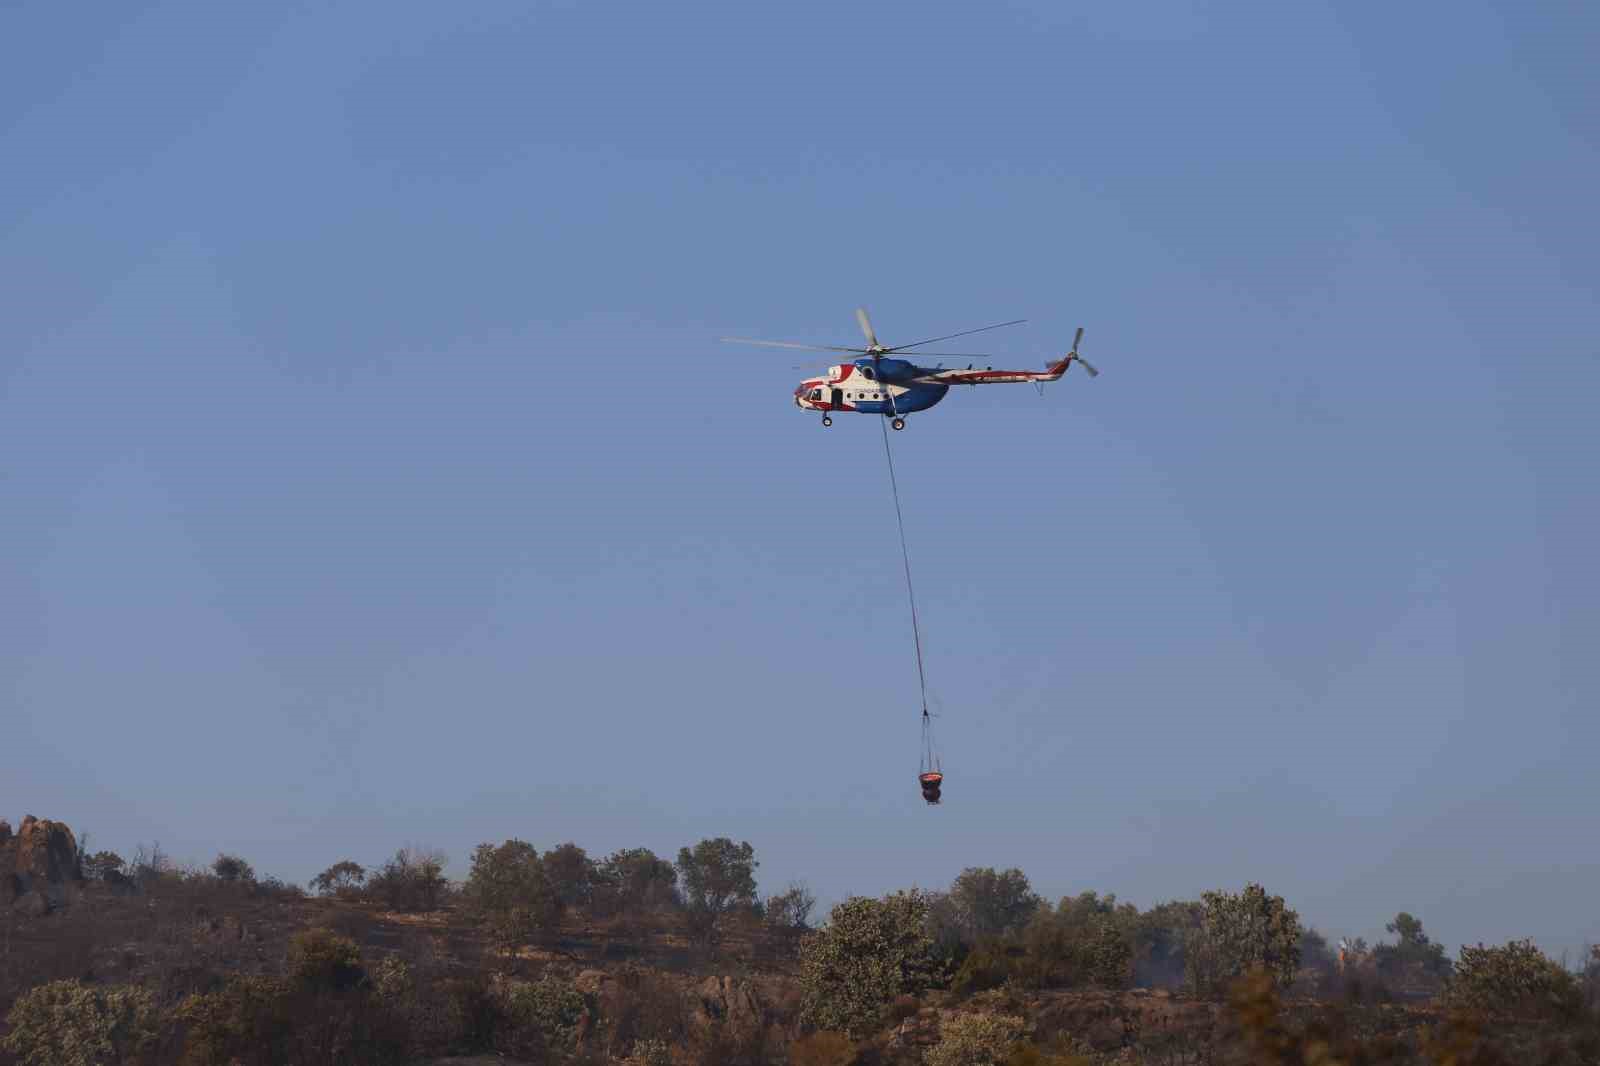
[2,820,1598,1065]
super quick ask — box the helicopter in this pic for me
[723,307,1097,429]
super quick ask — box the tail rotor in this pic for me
[1069,327,1099,377]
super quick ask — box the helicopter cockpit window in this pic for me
[809,389,822,401]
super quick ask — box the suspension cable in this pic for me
[878,414,938,773]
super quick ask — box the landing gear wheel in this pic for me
[891,417,906,431]
[822,415,833,427]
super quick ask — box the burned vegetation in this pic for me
[2,815,1598,1065]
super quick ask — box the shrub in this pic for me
[287,928,366,992]
[211,853,256,884]
[496,972,587,1055]
[788,1030,856,1066]
[1373,912,1452,984]
[176,975,296,1065]
[1004,1047,1093,1066]
[597,964,689,1056]
[1186,883,1303,994]
[366,847,449,912]
[82,850,128,881]
[370,955,414,1004]
[925,1011,1025,1066]
[1,980,163,1066]
[765,881,818,930]
[799,891,941,1036]
[1447,939,1582,1019]
[623,1037,675,1066]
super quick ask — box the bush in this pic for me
[1447,939,1582,1019]
[799,890,941,1036]
[82,850,128,881]
[495,973,587,1057]
[1372,912,1452,985]
[765,881,818,930]
[1,980,163,1066]
[925,1011,1025,1066]
[366,847,449,912]
[287,928,366,992]
[622,1037,675,1066]
[211,853,256,883]
[789,1030,856,1066]
[1186,883,1303,994]
[176,975,296,1065]
[596,964,689,1056]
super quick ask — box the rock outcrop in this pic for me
[0,814,83,914]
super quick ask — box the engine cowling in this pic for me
[861,358,918,383]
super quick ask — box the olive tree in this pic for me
[799,890,942,1036]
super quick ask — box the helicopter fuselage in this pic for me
[793,353,1079,423]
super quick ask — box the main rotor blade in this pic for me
[886,318,1027,352]
[855,307,880,349]
[897,351,997,359]
[721,337,865,353]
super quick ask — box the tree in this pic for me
[1134,900,1204,987]
[675,838,758,938]
[310,860,367,899]
[82,850,127,882]
[212,853,256,884]
[1003,892,1137,991]
[765,881,818,930]
[542,842,594,911]
[596,847,678,912]
[799,891,942,1036]
[948,868,1042,943]
[1585,945,1600,1013]
[1186,883,1303,993]
[464,840,560,948]
[1373,911,1451,980]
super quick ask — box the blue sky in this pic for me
[3,0,1597,960]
